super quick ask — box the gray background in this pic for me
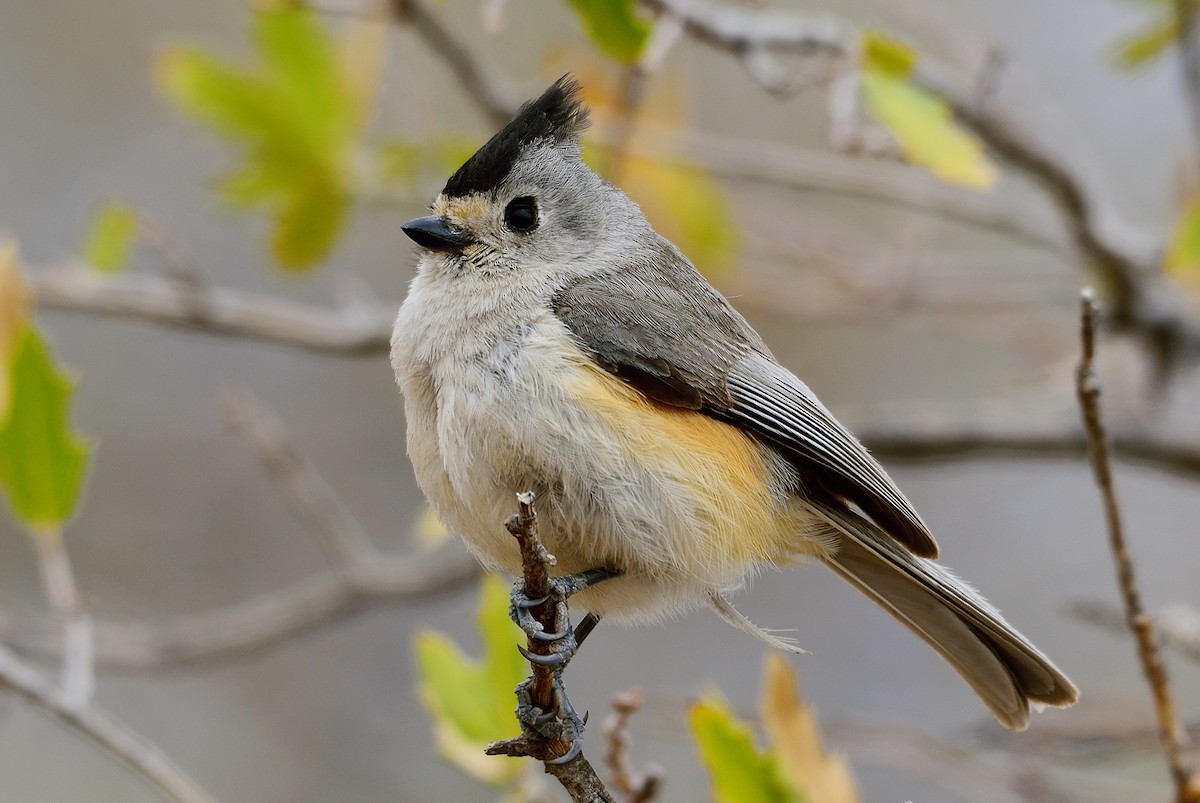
[0,0,1197,801]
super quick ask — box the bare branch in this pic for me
[1175,0,1200,166]
[1074,290,1200,802]
[31,266,396,354]
[30,525,93,708]
[387,0,516,125]
[1,548,479,671]
[601,687,663,803]
[0,644,217,803]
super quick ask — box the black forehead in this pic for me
[441,76,590,199]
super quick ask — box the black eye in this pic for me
[504,196,538,232]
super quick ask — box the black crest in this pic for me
[441,75,591,198]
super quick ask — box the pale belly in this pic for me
[395,313,820,622]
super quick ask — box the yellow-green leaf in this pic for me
[565,0,652,64]
[1113,15,1179,68]
[1165,195,1200,279]
[0,327,91,529]
[861,71,998,190]
[156,7,359,271]
[0,242,32,419]
[82,202,139,274]
[760,654,858,803]
[861,30,917,78]
[414,574,527,787]
[690,694,806,803]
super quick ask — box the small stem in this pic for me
[1075,290,1200,802]
[32,525,93,709]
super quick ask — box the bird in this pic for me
[391,75,1077,733]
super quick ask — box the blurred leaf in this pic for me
[760,653,858,803]
[0,242,32,418]
[691,693,806,803]
[414,574,527,787]
[860,30,916,78]
[861,71,998,190]
[0,327,91,530]
[156,8,361,270]
[409,503,449,551]
[82,202,139,274]
[1165,195,1200,279]
[564,0,652,64]
[1113,15,1179,68]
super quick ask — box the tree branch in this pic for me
[486,493,615,802]
[1074,290,1200,803]
[0,644,217,803]
[30,266,395,355]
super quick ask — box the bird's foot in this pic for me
[514,671,586,764]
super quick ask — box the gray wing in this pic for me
[551,241,938,559]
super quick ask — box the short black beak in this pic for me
[402,215,475,252]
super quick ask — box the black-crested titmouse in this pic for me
[391,76,1077,729]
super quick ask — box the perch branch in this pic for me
[1074,290,1200,803]
[486,493,615,802]
[29,525,93,709]
[0,644,217,803]
[1070,598,1200,666]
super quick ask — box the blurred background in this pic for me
[1,0,1199,801]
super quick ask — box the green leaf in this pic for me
[565,0,652,64]
[414,574,527,787]
[861,30,917,78]
[1165,195,1200,279]
[0,327,91,529]
[690,694,806,803]
[861,70,998,190]
[156,7,360,271]
[1113,15,1179,68]
[82,202,139,274]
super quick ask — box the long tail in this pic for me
[809,500,1078,729]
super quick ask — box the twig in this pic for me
[0,644,217,803]
[601,688,662,803]
[1074,290,1200,803]
[30,525,93,709]
[1175,0,1200,168]
[386,0,515,125]
[486,493,615,802]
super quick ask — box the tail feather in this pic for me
[810,500,1078,729]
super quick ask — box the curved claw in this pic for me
[513,595,549,608]
[530,628,569,642]
[517,644,567,665]
[546,737,584,766]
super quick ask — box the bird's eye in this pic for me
[504,196,539,232]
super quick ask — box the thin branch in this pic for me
[601,687,662,803]
[30,525,93,708]
[486,493,615,802]
[1175,0,1200,167]
[30,266,395,355]
[0,644,217,803]
[1074,290,1200,803]
[387,0,516,125]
